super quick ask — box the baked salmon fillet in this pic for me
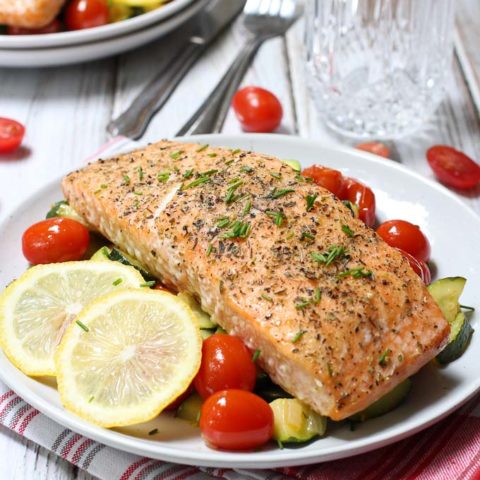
[62,140,449,420]
[0,0,64,29]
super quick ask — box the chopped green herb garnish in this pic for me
[76,320,89,332]
[170,150,183,160]
[306,193,318,212]
[242,198,252,217]
[216,217,231,228]
[292,330,306,343]
[133,199,140,209]
[327,363,333,377]
[138,166,144,181]
[270,172,281,179]
[311,245,346,266]
[240,165,254,173]
[338,267,372,279]
[202,169,219,177]
[261,294,273,302]
[221,221,251,239]
[207,153,217,157]
[343,200,359,217]
[88,396,94,403]
[140,281,156,288]
[379,348,392,366]
[148,428,159,435]
[266,210,286,227]
[231,148,241,154]
[133,191,143,196]
[295,299,310,310]
[196,144,209,152]
[224,179,243,204]
[342,225,355,237]
[313,288,321,304]
[183,169,194,179]
[206,244,213,257]
[269,187,295,199]
[112,278,123,286]
[252,349,261,362]
[157,171,170,183]
[100,184,108,189]
[122,175,130,185]
[182,176,210,190]
[300,231,315,241]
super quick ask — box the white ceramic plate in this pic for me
[0,134,478,468]
[0,0,206,68]
[0,0,195,49]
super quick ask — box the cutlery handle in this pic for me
[108,41,205,140]
[176,38,263,136]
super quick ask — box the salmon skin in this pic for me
[63,140,449,420]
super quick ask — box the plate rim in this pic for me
[0,0,195,50]
[0,133,479,468]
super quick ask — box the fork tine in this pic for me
[279,0,297,20]
[243,0,262,15]
[268,0,282,17]
[258,0,272,16]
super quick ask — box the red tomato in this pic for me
[376,220,431,263]
[232,86,283,133]
[200,390,273,451]
[398,249,431,285]
[22,218,90,265]
[426,145,480,190]
[7,19,62,35]
[194,334,256,399]
[0,118,25,154]
[164,384,194,412]
[356,141,390,159]
[64,0,109,31]
[343,177,376,227]
[302,165,345,198]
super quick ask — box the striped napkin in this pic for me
[1,137,479,480]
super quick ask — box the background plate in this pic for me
[0,0,195,49]
[0,134,478,468]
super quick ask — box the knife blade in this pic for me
[107,0,246,140]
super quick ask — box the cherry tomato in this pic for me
[302,165,345,198]
[376,220,431,263]
[426,145,480,190]
[22,218,90,265]
[398,249,431,285]
[164,384,194,412]
[200,390,274,451]
[356,141,390,159]
[64,0,109,31]
[232,86,283,133]
[0,118,25,154]
[343,177,376,227]
[194,333,256,399]
[7,19,62,35]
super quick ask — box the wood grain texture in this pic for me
[0,0,478,478]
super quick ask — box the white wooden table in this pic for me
[0,1,479,478]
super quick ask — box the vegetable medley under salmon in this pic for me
[62,140,450,420]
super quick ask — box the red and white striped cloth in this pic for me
[2,380,480,480]
[1,137,479,480]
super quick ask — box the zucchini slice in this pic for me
[176,393,203,425]
[270,398,327,444]
[283,159,301,172]
[177,292,217,330]
[255,373,292,403]
[108,248,155,281]
[90,246,111,261]
[349,379,411,422]
[46,200,88,226]
[436,311,473,365]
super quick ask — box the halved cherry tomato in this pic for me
[164,384,194,412]
[194,333,256,399]
[232,86,283,133]
[302,165,345,198]
[200,390,274,451]
[356,141,390,159]
[376,220,431,263]
[0,118,25,154]
[426,145,480,190]
[64,0,109,31]
[22,218,90,265]
[398,249,431,285]
[343,177,376,227]
[7,19,62,35]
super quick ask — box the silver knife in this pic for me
[107,0,246,139]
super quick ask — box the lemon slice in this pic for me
[56,289,202,427]
[0,261,144,377]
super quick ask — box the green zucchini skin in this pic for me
[108,248,156,281]
[436,312,474,365]
[176,394,203,425]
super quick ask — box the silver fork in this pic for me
[177,0,300,136]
